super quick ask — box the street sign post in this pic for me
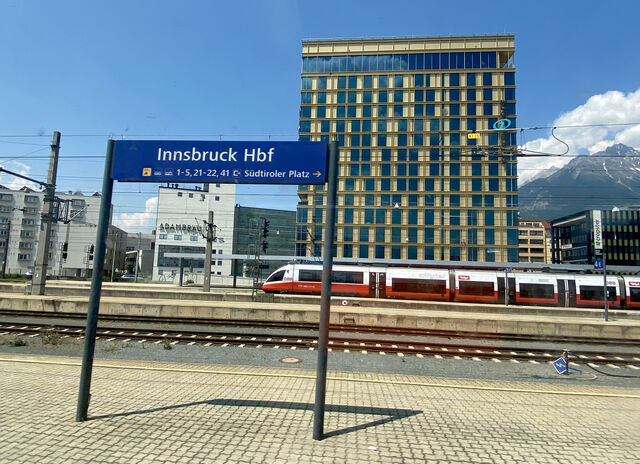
[113,140,328,184]
[592,210,608,322]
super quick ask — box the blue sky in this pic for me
[1,0,639,232]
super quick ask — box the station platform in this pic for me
[0,352,638,463]
[1,281,640,340]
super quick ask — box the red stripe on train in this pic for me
[515,291,559,304]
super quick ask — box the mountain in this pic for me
[518,143,640,220]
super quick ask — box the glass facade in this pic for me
[297,36,518,262]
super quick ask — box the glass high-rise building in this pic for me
[296,35,518,263]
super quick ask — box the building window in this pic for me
[190,236,198,241]
[174,235,182,240]
[359,245,369,258]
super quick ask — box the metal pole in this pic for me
[110,232,117,282]
[562,350,570,375]
[313,140,338,441]
[603,250,608,322]
[179,257,184,287]
[32,131,61,295]
[134,232,141,283]
[76,139,115,422]
[504,268,508,306]
[2,221,10,277]
[203,211,213,292]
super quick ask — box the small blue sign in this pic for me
[112,140,328,184]
[493,118,512,130]
[553,357,567,374]
[594,258,604,270]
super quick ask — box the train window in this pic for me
[519,283,554,299]
[459,281,494,296]
[628,288,640,302]
[392,278,446,295]
[266,270,286,282]
[579,285,616,301]
[299,270,323,282]
[332,271,364,284]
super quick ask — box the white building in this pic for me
[0,185,126,278]
[153,183,236,284]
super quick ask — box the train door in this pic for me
[557,278,576,307]
[567,280,577,307]
[508,277,516,303]
[369,272,387,298]
[497,277,505,302]
[497,277,516,304]
[557,280,567,307]
[368,272,387,298]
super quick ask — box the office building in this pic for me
[231,205,296,277]
[551,208,640,265]
[0,185,124,277]
[152,184,236,283]
[296,35,518,262]
[518,219,551,263]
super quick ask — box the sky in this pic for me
[1,0,639,233]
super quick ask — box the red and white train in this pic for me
[262,263,640,309]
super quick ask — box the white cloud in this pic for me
[113,196,158,233]
[519,88,640,185]
[0,161,42,191]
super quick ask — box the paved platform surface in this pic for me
[1,353,639,463]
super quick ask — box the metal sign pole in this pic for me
[313,140,338,441]
[603,251,608,322]
[76,139,115,422]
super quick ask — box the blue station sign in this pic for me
[112,140,328,184]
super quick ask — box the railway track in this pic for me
[2,321,640,369]
[1,309,638,347]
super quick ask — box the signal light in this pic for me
[262,240,269,252]
[262,220,270,238]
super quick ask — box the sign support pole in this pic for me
[76,139,115,422]
[313,140,338,441]
[603,250,608,322]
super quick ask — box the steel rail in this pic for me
[1,309,639,347]
[2,322,639,367]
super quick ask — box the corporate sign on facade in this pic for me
[112,140,328,184]
[593,210,603,251]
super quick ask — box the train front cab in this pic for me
[623,277,640,309]
[262,265,294,293]
[573,275,621,308]
[453,270,500,304]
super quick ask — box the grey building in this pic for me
[232,205,296,276]
[551,208,640,266]
[0,185,123,278]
